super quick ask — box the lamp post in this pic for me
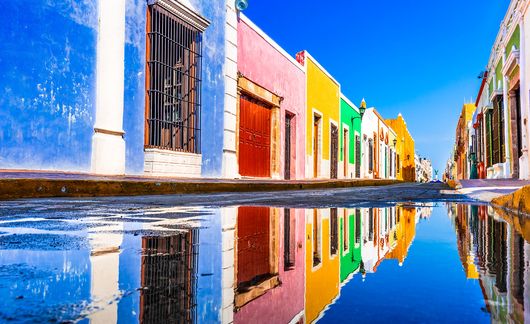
[351,98,367,124]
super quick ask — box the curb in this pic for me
[0,178,404,201]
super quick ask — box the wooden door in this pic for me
[285,114,292,180]
[237,206,270,286]
[331,124,338,179]
[239,95,271,177]
[313,117,320,178]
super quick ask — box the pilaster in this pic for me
[222,2,240,178]
[91,0,126,175]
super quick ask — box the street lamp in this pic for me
[393,138,397,147]
[351,98,367,124]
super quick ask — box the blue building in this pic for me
[0,0,239,178]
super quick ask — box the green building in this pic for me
[340,95,362,178]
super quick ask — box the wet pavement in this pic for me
[0,186,529,323]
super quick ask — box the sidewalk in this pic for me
[456,179,530,202]
[0,170,402,200]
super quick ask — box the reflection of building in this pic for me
[340,209,362,282]
[361,207,399,274]
[234,207,305,324]
[450,203,530,323]
[305,208,340,322]
[387,206,417,265]
[140,231,199,323]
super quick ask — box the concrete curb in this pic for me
[491,185,530,217]
[0,178,404,201]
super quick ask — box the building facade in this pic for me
[297,51,341,179]
[236,15,306,179]
[469,0,530,180]
[339,95,362,179]
[361,107,397,179]
[454,104,476,180]
[385,114,416,181]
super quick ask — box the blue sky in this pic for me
[244,0,509,173]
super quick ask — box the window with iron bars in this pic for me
[145,4,203,153]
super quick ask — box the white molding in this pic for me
[150,0,210,31]
[340,93,360,113]
[502,48,521,75]
[239,14,305,73]
[302,51,341,86]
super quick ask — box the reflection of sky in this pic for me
[0,250,91,322]
[322,206,490,323]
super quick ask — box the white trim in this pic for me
[302,51,341,86]
[502,48,521,75]
[239,14,305,73]
[150,0,210,31]
[340,93,360,113]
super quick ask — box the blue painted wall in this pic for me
[0,0,226,176]
[0,1,97,171]
[122,0,227,176]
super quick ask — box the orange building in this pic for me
[387,206,417,265]
[385,114,416,181]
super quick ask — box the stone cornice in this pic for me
[149,0,210,32]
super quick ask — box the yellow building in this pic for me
[305,208,340,322]
[385,114,416,181]
[296,51,341,179]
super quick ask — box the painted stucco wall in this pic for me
[305,209,340,322]
[340,98,361,164]
[385,115,416,181]
[234,208,305,323]
[237,18,306,179]
[123,0,227,175]
[305,55,341,178]
[0,1,97,171]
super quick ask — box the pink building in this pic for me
[235,15,306,180]
[234,208,305,324]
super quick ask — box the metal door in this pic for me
[331,124,339,179]
[285,115,292,180]
[237,206,270,286]
[239,95,271,177]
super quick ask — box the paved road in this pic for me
[458,179,530,202]
[0,183,468,212]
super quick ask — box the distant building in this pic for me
[386,114,416,182]
[415,155,433,182]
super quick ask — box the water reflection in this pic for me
[448,204,530,323]
[0,202,528,323]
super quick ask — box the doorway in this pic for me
[239,94,271,177]
[343,128,349,178]
[285,114,293,180]
[331,124,339,179]
[313,115,321,178]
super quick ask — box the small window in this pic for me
[145,3,203,153]
[368,139,374,172]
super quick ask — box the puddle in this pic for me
[0,201,528,323]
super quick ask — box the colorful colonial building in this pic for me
[361,107,397,179]
[385,114,416,181]
[296,51,341,179]
[236,15,306,179]
[339,95,363,179]
[468,0,530,180]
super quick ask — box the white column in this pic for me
[503,51,512,178]
[222,2,240,178]
[91,0,126,175]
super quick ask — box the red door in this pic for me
[237,206,270,286]
[239,95,271,177]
